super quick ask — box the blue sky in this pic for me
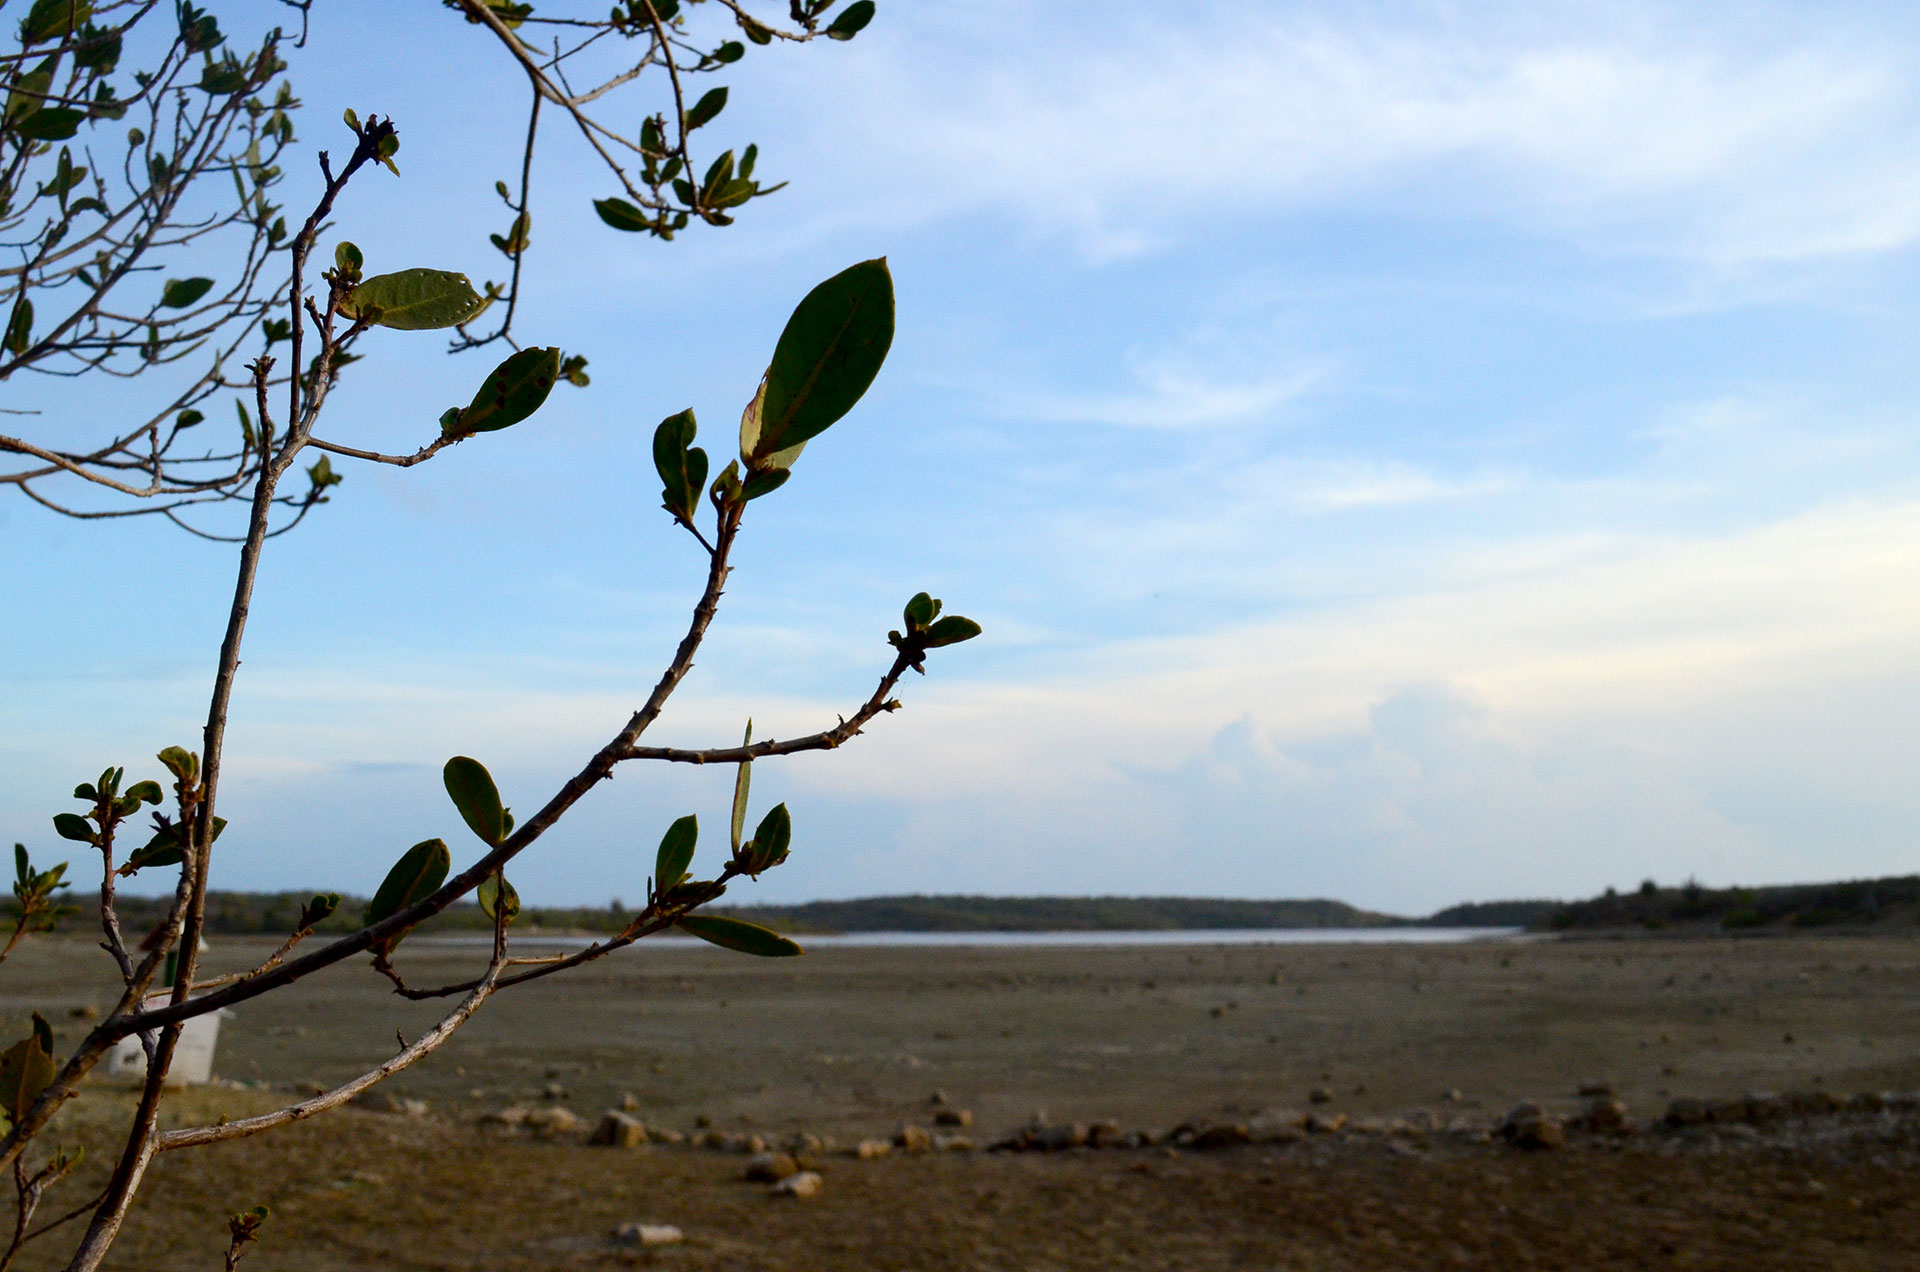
[6,0,1920,914]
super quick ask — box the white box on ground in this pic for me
[107,996,232,1085]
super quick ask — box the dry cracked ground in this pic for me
[4,931,1919,1270]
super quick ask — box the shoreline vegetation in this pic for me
[61,874,1919,939]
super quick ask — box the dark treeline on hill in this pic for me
[85,891,1564,937]
[76,882,1918,939]
[1536,875,1920,934]
[709,895,1407,932]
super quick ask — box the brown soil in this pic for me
[3,931,1918,1269]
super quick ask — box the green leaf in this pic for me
[652,409,706,524]
[29,1013,51,1058]
[0,1035,53,1123]
[159,277,215,309]
[654,814,697,895]
[124,780,163,806]
[174,410,204,430]
[923,616,982,648]
[13,844,28,886]
[743,258,894,465]
[593,197,651,233]
[443,756,506,845]
[903,592,938,631]
[4,299,32,357]
[740,468,789,502]
[16,108,84,142]
[341,269,488,330]
[730,720,752,854]
[477,871,520,924]
[742,802,790,874]
[305,455,342,492]
[51,813,94,845]
[19,0,93,44]
[677,914,801,957]
[177,3,222,53]
[297,892,340,929]
[737,13,773,44]
[825,0,875,39]
[708,458,742,508]
[685,86,728,130]
[156,746,197,783]
[119,816,224,876]
[334,241,363,274]
[365,838,451,940]
[444,346,562,436]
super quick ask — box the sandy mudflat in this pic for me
[4,931,1919,1269]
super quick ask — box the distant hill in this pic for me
[705,894,1406,933]
[1534,875,1920,934]
[63,880,1918,941]
[67,890,1499,939]
[1425,899,1563,928]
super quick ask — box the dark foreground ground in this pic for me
[3,931,1919,1269]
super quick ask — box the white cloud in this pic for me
[791,0,1920,264]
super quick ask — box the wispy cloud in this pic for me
[789,0,1920,266]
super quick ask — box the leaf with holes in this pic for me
[444,347,561,437]
[342,269,488,331]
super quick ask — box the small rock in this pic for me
[1308,1086,1334,1105]
[772,1170,822,1199]
[854,1138,892,1159]
[932,1133,975,1152]
[1498,1103,1564,1150]
[744,1134,768,1155]
[1442,1088,1464,1103]
[1086,1120,1123,1148]
[1248,1111,1306,1143]
[934,1108,972,1128]
[589,1111,649,1148]
[648,1127,685,1145]
[1786,1090,1842,1116]
[69,1005,99,1021]
[524,1106,581,1138]
[610,1223,683,1247]
[1303,1112,1347,1135]
[1576,1081,1615,1098]
[928,1090,949,1105]
[1032,1122,1089,1151]
[1189,1123,1251,1150]
[619,1092,641,1112]
[350,1090,403,1114]
[1663,1097,1712,1128]
[895,1124,933,1153]
[786,1133,825,1155]
[1581,1096,1631,1134]
[479,1105,530,1128]
[745,1152,799,1183]
[541,1082,570,1101]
